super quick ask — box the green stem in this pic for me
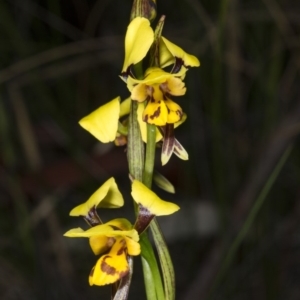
[143,123,156,187]
[150,219,175,300]
[140,232,165,299]
[209,145,292,297]
[127,101,162,300]
[143,123,175,300]
[127,101,144,182]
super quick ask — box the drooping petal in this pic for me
[173,138,189,161]
[122,17,154,72]
[79,97,120,143]
[89,238,129,286]
[69,178,124,217]
[161,124,175,165]
[160,37,200,68]
[131,180,180,216]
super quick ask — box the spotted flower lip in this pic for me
[89,238,128,286]
[131,179,180,216]
[89,237,130,286]
[69,177,124,217]
[137,105,187,143]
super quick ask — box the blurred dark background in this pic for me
[1,0,300,299]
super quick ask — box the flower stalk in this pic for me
[64,1,199,299]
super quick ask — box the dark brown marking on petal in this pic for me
[150,106,161,120]
[101,256,116,275]
[171,57,184,74]
[84,206,102,227]
[147,86,154,96]
[173,138,185,157]
[110,225,122,230]
[158,100,161,104]
[134,204,155,234]
[176,110,183,119]
[143,114,149,122]
[160,82,168,93]
[117,246,125,256]
[90,266,95,277]
[161,124,175,165]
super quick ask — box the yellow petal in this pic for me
[127,68,173,89]
[89,238,129,286]
[63,227,85,237]
[125,236,141,256]
[89,235,110,255]
[105,218,133,231]
[122,17,154,72]
[165,98,183,124]
[174,112,187,128]
[159,36,175,68]
[174,139,189,161]
[165,77,186,96]
[119,97,131,117]
[160,37,200,68]
[64,223,139,241]
[79,97,120,143]
[137,103,162,143]
[131,83,148,102]
[69,177,123,217]
[131,180,180,216]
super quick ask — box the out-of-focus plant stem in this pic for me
[212,0,230,229]
[209,145,292,298]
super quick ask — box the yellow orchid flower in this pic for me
[121,16,200,127]
[64,219,140,286]
[126,67,187,126]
